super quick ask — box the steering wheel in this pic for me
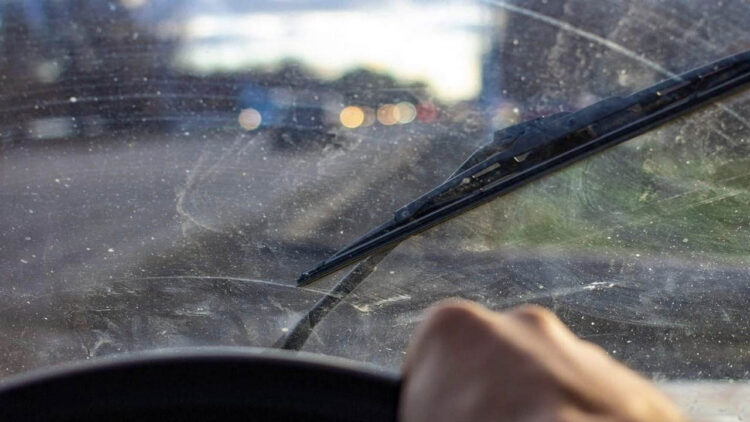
[0,348,400,421]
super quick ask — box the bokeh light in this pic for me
[377,104,399,125]
[491,103,522,128]
[417,102,439,123]
[395,102,417,124]
[339,105,365,129]
[238,108,262,130]
[361,107,376,127]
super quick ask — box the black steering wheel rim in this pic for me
[0,348,401,421]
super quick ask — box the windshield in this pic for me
[1,0,748,418]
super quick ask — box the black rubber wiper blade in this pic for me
[297,50,750,286]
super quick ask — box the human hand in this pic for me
[400,300,686,422]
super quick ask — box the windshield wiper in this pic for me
[297,50,750,286]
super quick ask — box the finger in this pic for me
[506,304,572,337]
[402,299,491,373]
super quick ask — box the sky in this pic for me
[168,0,492,101]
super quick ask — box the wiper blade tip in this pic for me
[296,270,319,287]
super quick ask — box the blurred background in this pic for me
[0,1,749,417]
[0,0,483,142]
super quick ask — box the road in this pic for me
[0,123,748,382]
[0,123,478,374]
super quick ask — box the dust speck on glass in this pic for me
[0,0,748,409]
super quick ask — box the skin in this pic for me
[400,300,688,422]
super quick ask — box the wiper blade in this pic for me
[297,50,750,286]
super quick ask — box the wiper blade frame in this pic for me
[298,50,750,286]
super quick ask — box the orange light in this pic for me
[340,106,365,129]
[238,108,262,130]
[377,104,398,125]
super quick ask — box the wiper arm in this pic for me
[297,50,750,286]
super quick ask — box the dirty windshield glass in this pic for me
[1,0,749,417]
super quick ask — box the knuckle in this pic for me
[421,300,493,337]
[511,304,559,330]
[424,300,483,325]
